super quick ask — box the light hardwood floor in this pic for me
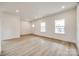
[1,34,78,56]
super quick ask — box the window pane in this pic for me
[40,22,46,32]
[55,19,65,34]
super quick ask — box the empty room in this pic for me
[0,2,79,56]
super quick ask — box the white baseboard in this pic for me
[33,33,76,44]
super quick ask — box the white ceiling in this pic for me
[0,2,77,21]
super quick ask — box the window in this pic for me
[55,19,65,34]
[40,22,46,32]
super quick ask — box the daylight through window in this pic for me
[55,19,65,34]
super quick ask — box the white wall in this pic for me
[2,13,20,40]
[32,8,76,43]
[77,4,79,54]
[0,13,2,55]
[2,12,32,40]
[20,21,32,35]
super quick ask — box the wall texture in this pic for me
[32,8,76,43]
[0,13,2,55]
[20,21,32,35]
[2,13,32,40]
[2,13,20,40]
[77,4,79,54]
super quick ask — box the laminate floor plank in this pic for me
[1,35,77,56]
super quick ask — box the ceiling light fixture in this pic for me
[32,24,35,27]
[16,10,20,13]
[62,6,65,8]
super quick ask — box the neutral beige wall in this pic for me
[2,12,32,40]
[32,8,76,43]
[0,13,2,55]
[21,21,32,35]
[77,4,79,54]
[2,13,20,40]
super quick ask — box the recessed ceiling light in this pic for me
[16,10,19,13]
[32,24,35,27]
[62,6,65,8]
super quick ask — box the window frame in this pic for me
[40,22,46,32]
[54,19,65,34]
